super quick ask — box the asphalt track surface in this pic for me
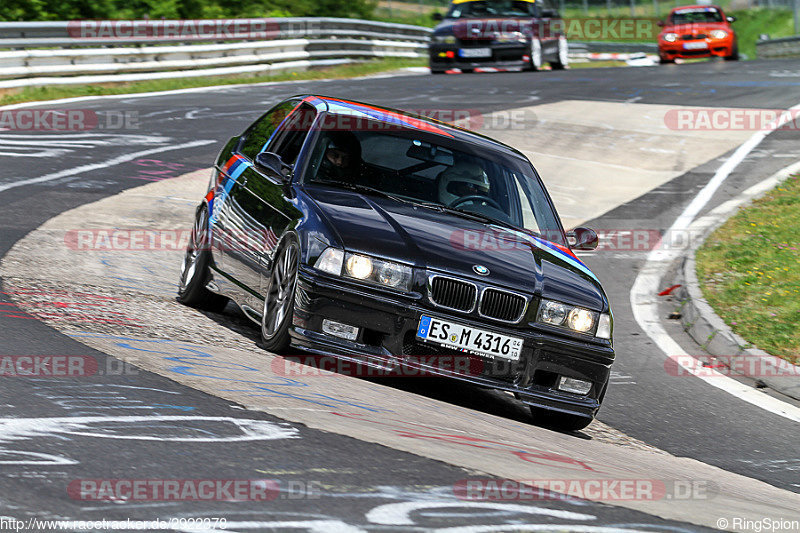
[1,59,800,530]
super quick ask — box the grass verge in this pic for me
[0,57,426,106]
[695,173,800,365]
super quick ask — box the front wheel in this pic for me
[527,39,543,71]
[725,42,739,60]
[177,206,228,312]
[261,238,300,352]
[529,406,593,432]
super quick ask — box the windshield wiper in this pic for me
[416,202,517,230]
[312,180,413,205]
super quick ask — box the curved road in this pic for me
[1,60,799,530]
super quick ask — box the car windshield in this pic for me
[446,0,536,18]
[670,7,723,24]
[302,115,565,245]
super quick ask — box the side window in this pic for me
[267,103,317,165]
[238,99,301,160]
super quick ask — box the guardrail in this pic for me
[756,35,800,59]
[0,18,431,89]
[0,18,658,89]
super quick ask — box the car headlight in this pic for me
[346,254,373,279]
[537,299,608,338]
[663,33,678,42]
[315,248,412,291]
[433,35,456,44]
[710,30,728,39]
[496,31,525,43]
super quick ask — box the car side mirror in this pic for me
[726,15,736,22]
[657,20,665,27]
[255,152,291,181]
[432,12,443,21]
[566,227,598,251]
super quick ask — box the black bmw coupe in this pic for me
[178,95,613,431]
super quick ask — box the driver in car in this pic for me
[438,161,492,207]
[317,131,363,182]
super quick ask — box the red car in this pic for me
[657,5,738,63]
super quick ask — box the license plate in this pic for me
[459,47,492,58]
[416,315,523,361]
[683,41,708,50]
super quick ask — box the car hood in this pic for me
[662,22,730,34]
[435,18,534,40]
[304,187,607,311]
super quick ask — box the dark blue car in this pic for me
[178,95,613,431]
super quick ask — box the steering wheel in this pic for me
[450,195,504,212]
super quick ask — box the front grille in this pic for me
[430,276,477,312]
[681,33,707,40]
[479,288,526,322]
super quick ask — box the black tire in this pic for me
[431,69,446,75]
[529,406,593,432]
[177,206,228,312]
[725,43,739,61]
[260,237,300,352]
[526,39,544,71]
[549,37,569,70]
[460,68,474,73]
[659,56,675,65]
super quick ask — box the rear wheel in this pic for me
[549,36,569,70]
[177,206,228,312]
[529,406,593,432]
[261,238,300,352]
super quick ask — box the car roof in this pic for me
[294,94,528,162]
[669,4,723,12]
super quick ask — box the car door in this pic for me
[212,99,299,308]
[225,101,314,317]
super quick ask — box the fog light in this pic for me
[322,319,359,341]
[558,376,592,395]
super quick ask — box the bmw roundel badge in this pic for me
[473,265,490,276]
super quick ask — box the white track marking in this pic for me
[0,416,298,443]
[435,526,659,533]
[365,502,595,525]
[0,140,214,193]
[630,103,800,423]
[170,520,365,532]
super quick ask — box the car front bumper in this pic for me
[289,267,614,420]
[429,42,530,71]
[659,38,734,59]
